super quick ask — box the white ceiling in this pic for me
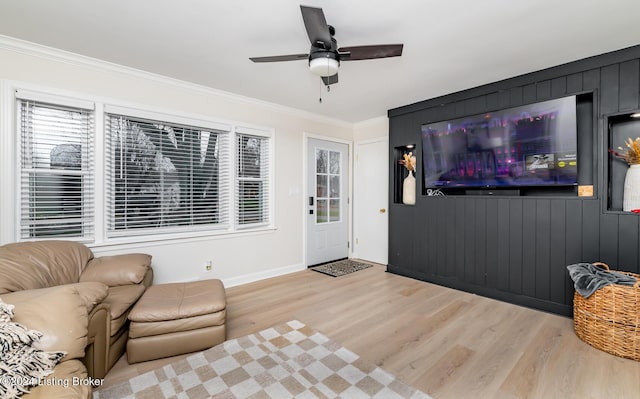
[0,0,639,123]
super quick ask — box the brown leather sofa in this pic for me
[2,284,98,399]
[0,240,153,379]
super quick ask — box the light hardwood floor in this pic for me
[102,264,640,398]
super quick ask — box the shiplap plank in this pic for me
[486,92,499,112]
[498,90,511,109]
[564,202,583,305]
[535,200,551,300]
[455,198,466,280]
[510,86,523,107]
[497,198,511,291]
[601,64,620,114]
[619,59,640,111]
[464,199,476,283]
[486,199,499,289]
[509,199,523,294]
[474,198,487,286]
[567,72,583,93]
[599,213,619,266]
[618,214,639,273]
[523,83,536,104]
[536,80,551,100]
[581,200,600,261]
[549,200,567,304]
[583,68,600,91]
[436,199,448,277]
[522,199,537,298]
[551,77,567,97]
[445,199,457,276]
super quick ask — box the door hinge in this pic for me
[347,241,350,248]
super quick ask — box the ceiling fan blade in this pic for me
[338,44,403,61]
[250,54,309,63]
[300,5,333,50]
[321,74,338,86]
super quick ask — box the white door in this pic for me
[306,138,349,266]
[354,139,388,264]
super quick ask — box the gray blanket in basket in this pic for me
[567,263,637,298]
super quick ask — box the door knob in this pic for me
[379,208,386,213]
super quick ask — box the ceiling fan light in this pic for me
[309,57,339,77]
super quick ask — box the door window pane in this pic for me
[317,199,328,223]
[316,174,328,198]
[330,199,340,222]
[329,151,340,174]
[330,175,340,198]
[316,149,328,173]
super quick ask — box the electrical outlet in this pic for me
[204,260,213,272]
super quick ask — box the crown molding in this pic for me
[0,35,354,129]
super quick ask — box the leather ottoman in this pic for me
[126,279,226,364]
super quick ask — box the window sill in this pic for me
[87,225,277,251]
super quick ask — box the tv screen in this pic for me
[421,95,578,189]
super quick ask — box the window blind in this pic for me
[236,132,270,226]
[18,99,94,239]
[104,114,229,237]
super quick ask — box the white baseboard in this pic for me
[215,263,306,288]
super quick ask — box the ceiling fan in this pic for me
[249,5,403,87]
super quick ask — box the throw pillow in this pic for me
[0,298,66,399]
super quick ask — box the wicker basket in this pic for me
[573,262,640,361]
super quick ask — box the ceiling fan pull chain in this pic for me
[319,80,322,103]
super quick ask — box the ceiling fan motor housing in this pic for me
[309,50,339,77]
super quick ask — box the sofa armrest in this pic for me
[69,282,108,314]
[0,285,89,361]
[80,253,151,286]
[22,360,92,399]
[82,302,110,379]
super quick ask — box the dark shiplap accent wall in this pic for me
[387,45,640,316]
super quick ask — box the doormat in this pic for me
[310,259,372,277]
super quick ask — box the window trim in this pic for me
[234,126,274,230]
[15,92,96,241]
[8,84,276,245]
[103,111,232,238]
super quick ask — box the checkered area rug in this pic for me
[310,259,372,277]
[94,320,430,399]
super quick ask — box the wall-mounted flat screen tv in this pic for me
[421,95,578,189]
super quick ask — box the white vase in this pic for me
[623,164,640,212]
[402,170,416,205]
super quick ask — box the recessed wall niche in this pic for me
[393,144,417,204]
[607,111,640,212]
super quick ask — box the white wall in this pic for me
[0,38,356,286]
[353,116,389,142]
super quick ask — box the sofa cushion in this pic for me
[0,241,93,294]
[1,285,88,361]
[80,254,151,286]
[129,280,226,323]
[0,298,66,399]
[22,359,92,399]
[102,285,145,335]
[68,282,109,313]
